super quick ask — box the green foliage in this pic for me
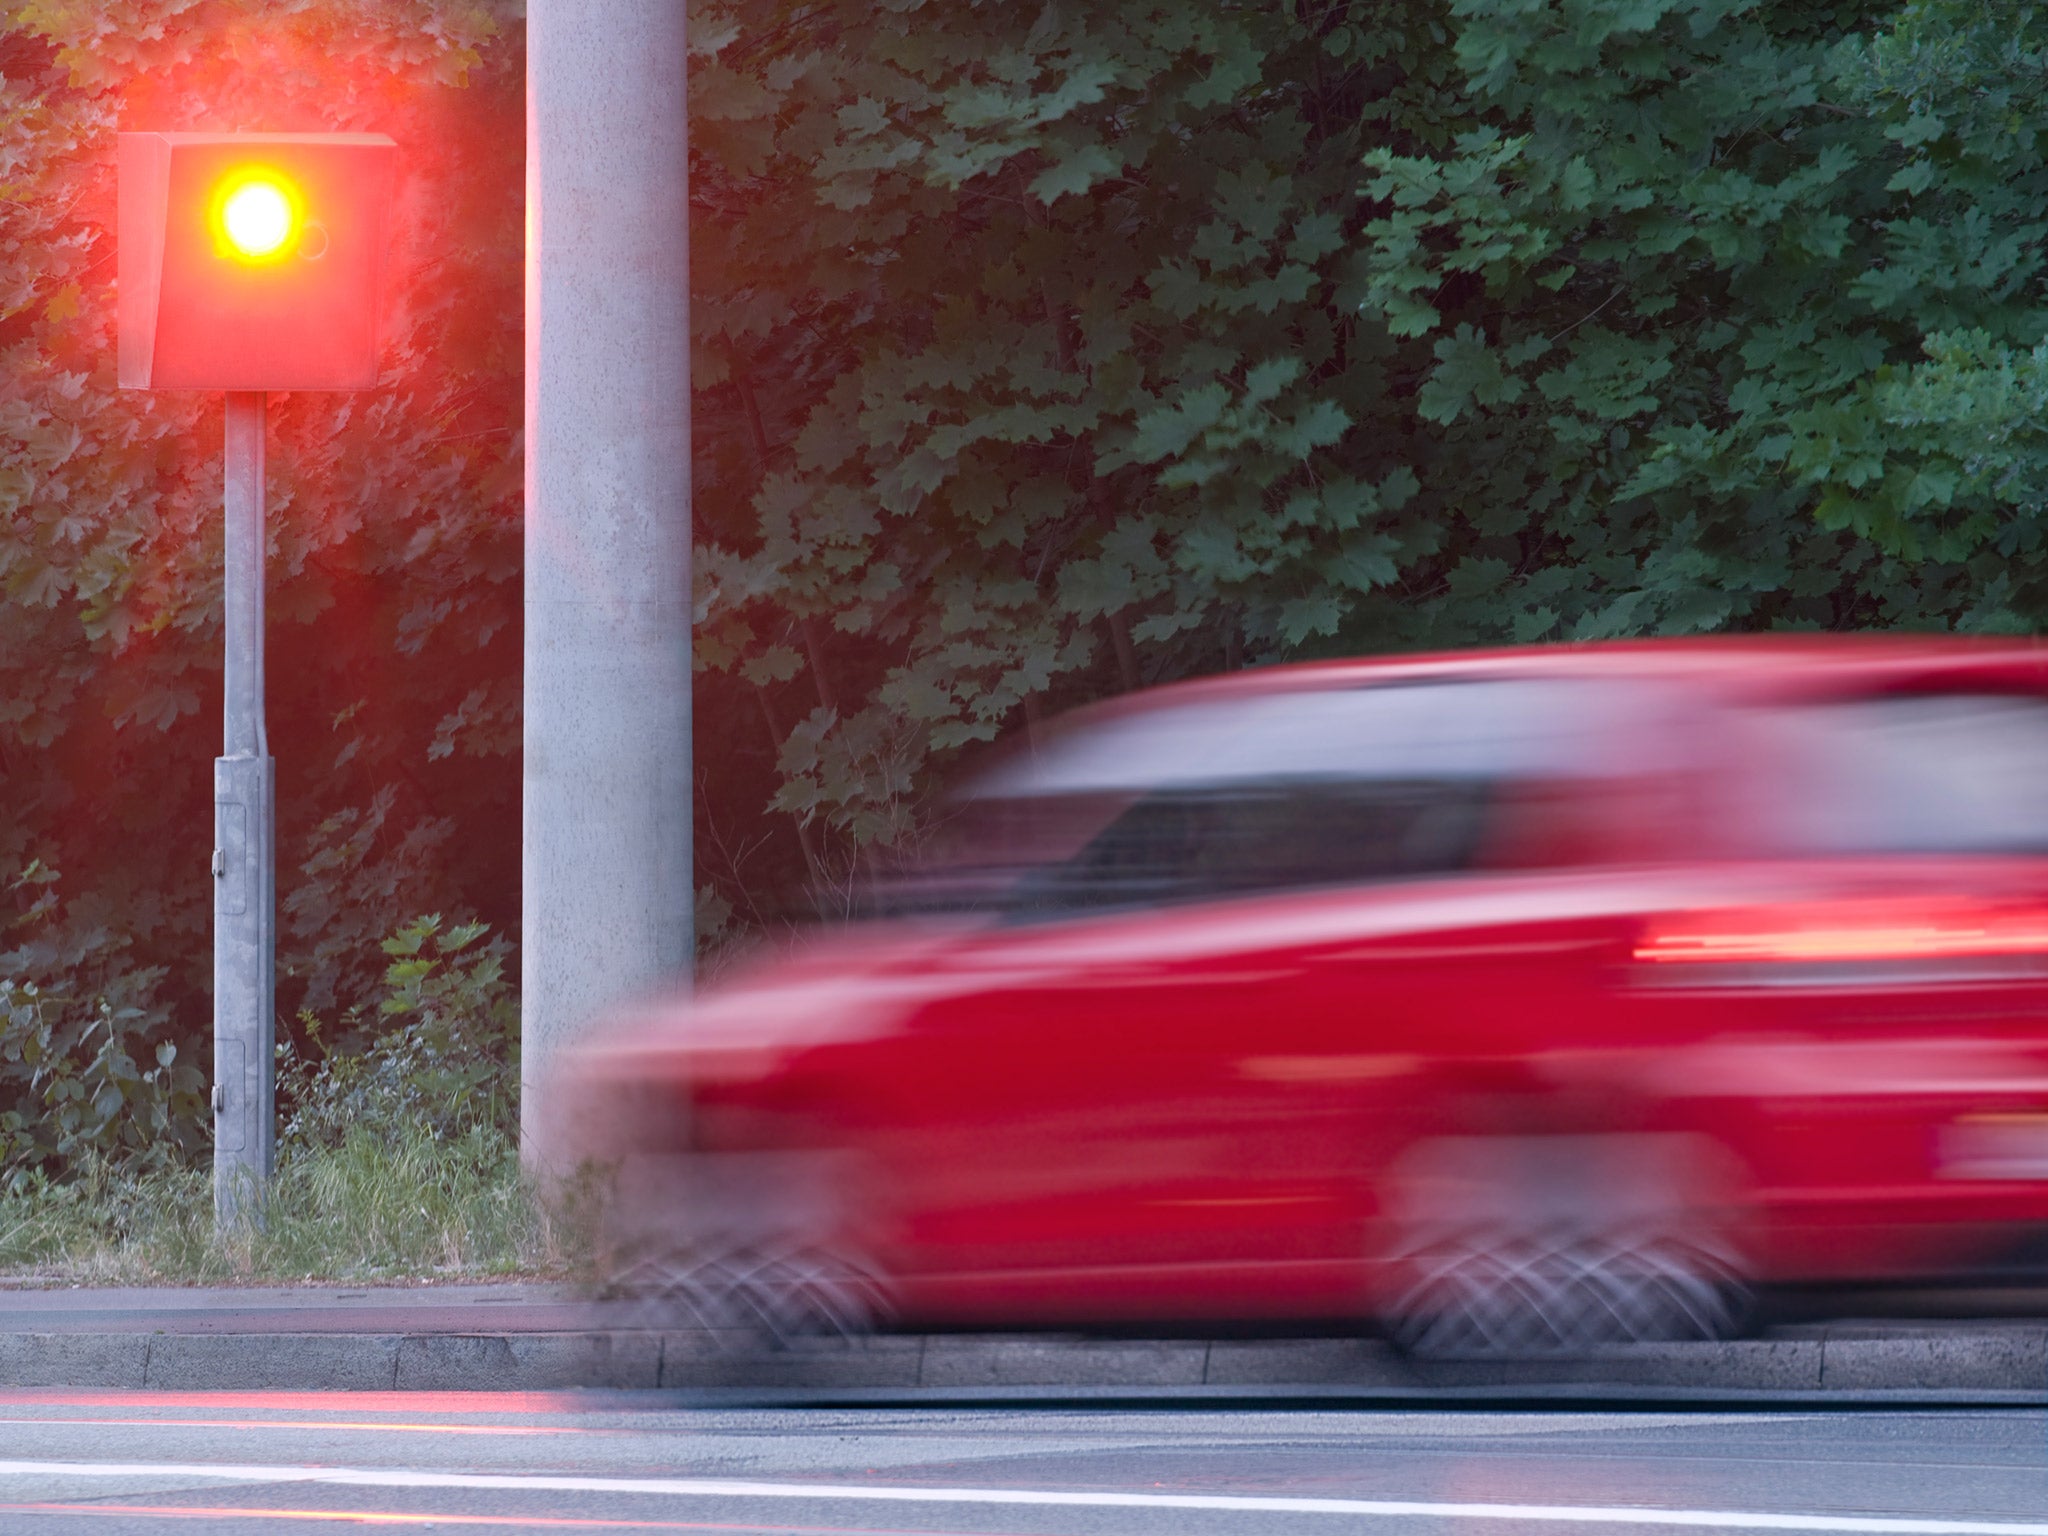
[0,860,206,1181]
[0,0,524,1161]
[277,913,518,1155]
[690,0,1463,891]
[0,898,515,1181]
[1348,0,2048,628]
[691,0,2048,914]
[2,912,548,1282]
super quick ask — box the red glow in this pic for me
[0,1502,1012,1534]
[1635,899,2048,964]
[0,1415,583,1437]
[0,1390,602,1413]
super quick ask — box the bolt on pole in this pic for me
[213,389,276,1224]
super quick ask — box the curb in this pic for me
[0,1327,2042,1400]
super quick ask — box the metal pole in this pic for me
[523,0,693,1163]
[214,389,275,1223]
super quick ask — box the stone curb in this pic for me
[0,1326,2041,1398]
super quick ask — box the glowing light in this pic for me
[1635,899,2048,964]
[214,173,301,261]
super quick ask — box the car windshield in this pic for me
[865,677,1648,919]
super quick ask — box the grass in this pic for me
[0,1126,596,1287]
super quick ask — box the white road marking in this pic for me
[0,1460,2042,1534]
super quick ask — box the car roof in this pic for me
[949,635,2048,799]
[967,636,2048,777]
[1114,635,2048,709]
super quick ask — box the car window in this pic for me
[970,678,1638,797]
[879,678,1651,921]
[1005,776,1495,916]
[1759,693,2048,855]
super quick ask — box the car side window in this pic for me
[1012,777,1496,914]
[969,677,1648,921]
[1758,692,2048,856]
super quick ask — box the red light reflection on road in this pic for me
[0,1415,582,1436]
[0,1502,1020,1534]
[0,1390,605,1414]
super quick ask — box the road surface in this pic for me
[0,1389,2041,1533]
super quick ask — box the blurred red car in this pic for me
[561,637,2048,1352]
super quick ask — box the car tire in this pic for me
[1381,1132,1754,1358]
[607,1241,890,1348]
[1386,1227,1752,1357]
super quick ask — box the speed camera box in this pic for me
[118,132,396,391]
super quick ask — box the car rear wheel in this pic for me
[1382,1132,1753,1358]
[606,1241,889,1346]
[597,1150,891,1348]
[1386,1227,1751,1357]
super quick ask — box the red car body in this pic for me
[562,638,2048,1344]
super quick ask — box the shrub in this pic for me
[277,914,518,1158]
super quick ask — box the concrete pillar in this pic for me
[522,0,693,1157]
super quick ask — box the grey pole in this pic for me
[214,389,276,1222]
[522,0,693,1159]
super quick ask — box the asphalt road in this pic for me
[0,1390,2041,1534]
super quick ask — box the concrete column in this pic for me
[523,0,693,1157]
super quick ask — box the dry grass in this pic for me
[0,1126,597,1286]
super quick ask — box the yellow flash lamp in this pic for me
[215,173,302,262]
